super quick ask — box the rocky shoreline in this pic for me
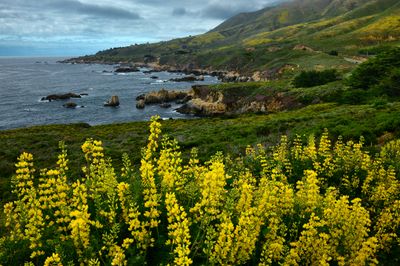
[135,85,301,117]
[60,58,255,83]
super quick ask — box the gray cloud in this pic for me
[48,0,141,20]
[0,0,282,56]
[201,5,244,20]
[172,8,187,16]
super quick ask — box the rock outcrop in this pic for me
[104,95,120,107]
[142,89,187,104]
[135,89,189,109]
[159,103,172,108]
[175,85,301,116]
[42,93,81,101]
[293,44,315,52]
[63,102,77,108]
[170,75,204,82]
[136,99,145,109]
[114,67,139,73]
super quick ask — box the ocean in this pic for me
[0,57,219,130]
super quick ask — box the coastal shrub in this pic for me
[347,47,400,93]
[340,88,368,104]
[374,68,400,97]
[1,117,400,265]
[328,50,338,56]
[292,69,338,88]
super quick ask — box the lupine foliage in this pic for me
[1,117,399,265]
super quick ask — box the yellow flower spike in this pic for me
[69,181,93,257]
[165,192,192,266]
[296,170,321,214]
[190,156,228,222]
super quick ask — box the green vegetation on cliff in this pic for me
[72,0,400,76]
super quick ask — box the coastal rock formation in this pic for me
[135,89,189,109]
[175,85,300,116]
[42,93,81,101]
[136,99,145,109]
[159,103,172,108]
[114,67,139,73]
[63,102,77,108]
[142,89,187,104]
[170,75,204,82]
[104,95,120,107]
[136,94,145,101]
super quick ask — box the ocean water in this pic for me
[0,57,219,130]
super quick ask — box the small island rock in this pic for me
[42,93,81,101]
[159,103,172,108]
[63,102,77,108]
[136,99,145,109]
[114,67,139,73]
[104,95,120,107]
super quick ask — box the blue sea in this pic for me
[0,57,219,130]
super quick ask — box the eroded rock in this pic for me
[42,93,81,101]
[104,95,120,107]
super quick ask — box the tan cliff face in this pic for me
[182,85,300,116]
[136,85,302,116]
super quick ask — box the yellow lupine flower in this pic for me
[165,192,192,266]
[210,213,234,265]
[284,214,331,265]
[296,170,321,214]
[158,138,185,191]
[191,156,228,222]
[43,253,63,266]
[69,181,92,256]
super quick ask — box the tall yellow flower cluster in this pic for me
[140,116,161,233]
[190,156,228,222]
[69,181,92,256]
[158,138,184,191]
[210,213,234,264]
[4,152,36,241]
[165,192,192,266]
[296,170,321,214]
[117,181,150,251]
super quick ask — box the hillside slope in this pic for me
[71,0,400,76]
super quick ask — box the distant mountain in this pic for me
[72,0,400,75]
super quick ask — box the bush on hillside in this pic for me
[347,47,400,94]
[374,68,400,97]
[292,69,338,88]
[328,50,338,56]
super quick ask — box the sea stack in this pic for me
[104,95,120,107]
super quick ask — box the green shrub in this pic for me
[328,50,338,56]
[347,47,400,91]
[374,68,400,97]
[371,97,389,109]
[292,69,338,88]
[340,89,368,104]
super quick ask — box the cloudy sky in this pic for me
[0,0,280,56]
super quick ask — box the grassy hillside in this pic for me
[71,0,400,75]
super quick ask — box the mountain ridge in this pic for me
[69,0,400,76]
